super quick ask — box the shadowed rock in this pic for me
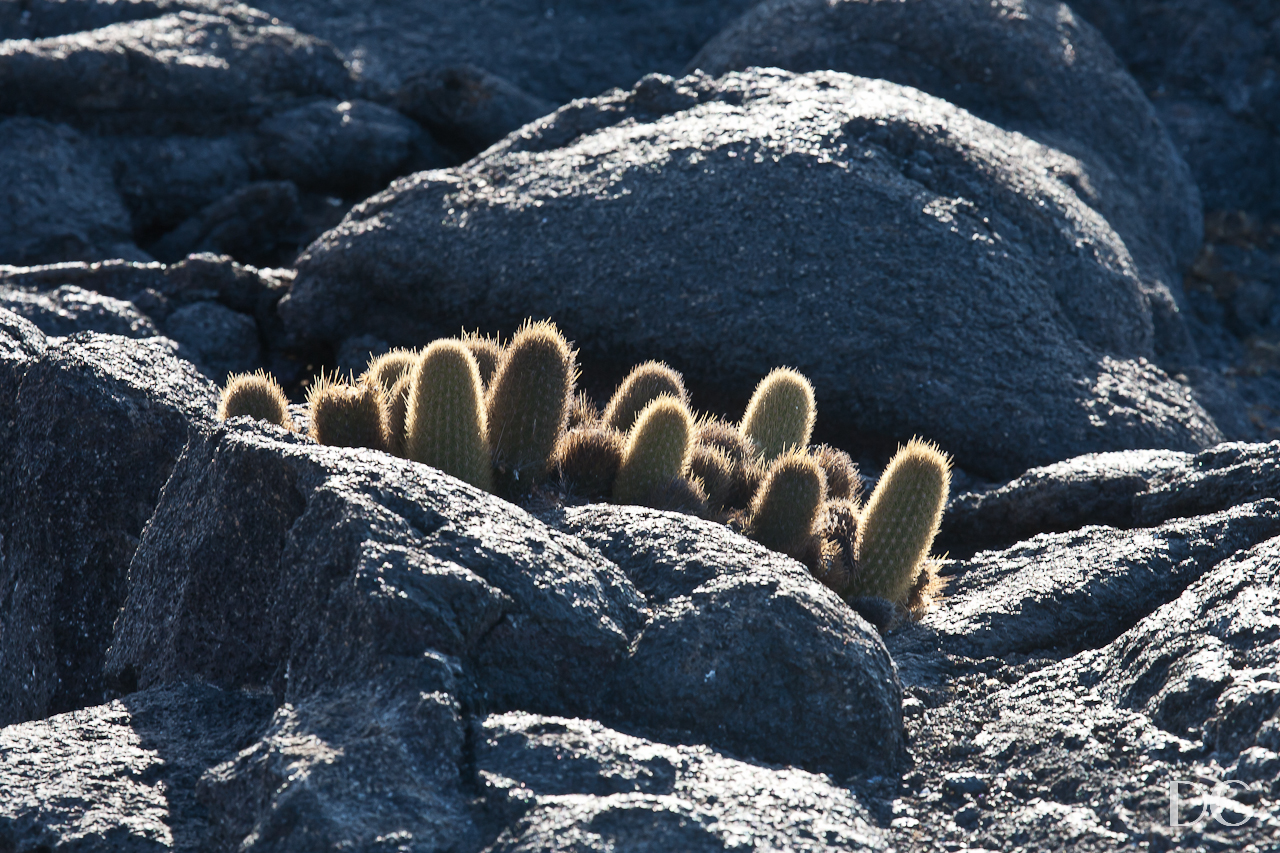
[0,117,147,265]
[940,441,1280,557]
[0,315,216,726]
[0,5,354,135]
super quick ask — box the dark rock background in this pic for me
[3,0,1280,850]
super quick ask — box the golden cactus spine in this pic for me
[485,320,575,491]
[748,451,827,558]
[218,369,292,429]
[404,340,493,492]
[850,438,951,606]
[307,375,388,451]
[603,361,688,433]
[613,395,693,506]
[739,367,815,464]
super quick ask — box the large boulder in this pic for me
[104,420,646,716]
[0,4,355,135]
[561,505,905,777]
[283,68,1223,478]
[690,0,1203,363]
[0,316,216,726]
[0,117,147,266]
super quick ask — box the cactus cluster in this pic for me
[215,320,952,621]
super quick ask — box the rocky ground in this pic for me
[3,0,1280,851]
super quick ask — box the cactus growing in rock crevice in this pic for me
[613,395,693,507]
[403,339,493,492]
[307,375,388,452]
[748,450,826,558]
[849,438,951,607]
[603,361,688,434]
[219,369,293,429]
[739,367,815,464]
[486,320,576,494]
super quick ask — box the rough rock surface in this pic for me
[691,0,1203,362]
[0,4,355,135]
[395,65,557,157]
[256,98,450,197]
[0,117,146,265]
[924,499,1280,660]
[940,440,1280,556]
[284,68,1223,478]
[559,504,905,776]
[884,531,1280,852]
[0,683,273,852]
[0,314,216,726]
[0,255,298,382]
[474,712,890,852]
[0,284,158,338]
[104,420,902,778]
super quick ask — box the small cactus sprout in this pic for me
[812,444,862,504]
[603,361,688,433]
[850,438,952,607]
[644,474,709,516]
[906,558,946,619]
[462,330,503,387]
[814,498,860,595]
[695,416,751,466]
[739,367,815,464]
[689,444,736,513]
[554,426,624,498]
[218,369,292,429]
[384,375,412,457]
[404,339,493,492]
[486,319,576,491]
[694,416,757,510]
[307,374,389,451]
[748,450,827,558]
[362,348,418,394]
[613,395,693,506]
[567,390,600,431]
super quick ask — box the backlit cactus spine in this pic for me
[739,367,815,464]
[218,369,293,430]
[849,438,951,607]
[486,320,576,493]
[307,374,388,451]
[603,361,688,433]
[613,395,693,507]
[748,451,826,559]
[403,340,493,492]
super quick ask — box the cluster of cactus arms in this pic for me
[217,321,951,620]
